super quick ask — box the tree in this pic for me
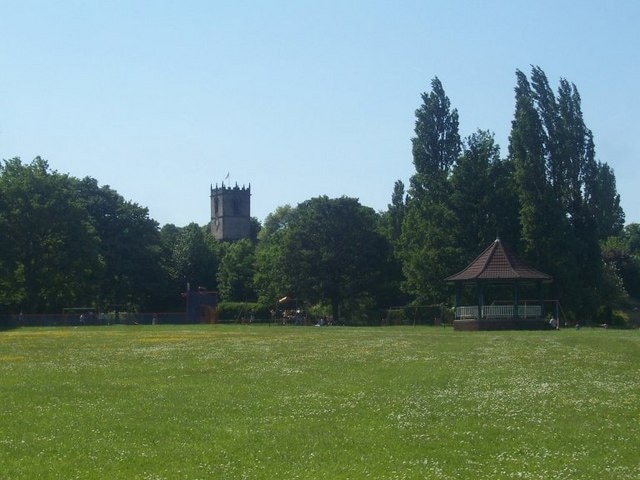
[254,205,297,306]
[509,69,587,316]
[165,223,219,296]
[586,161,625,239]
[509,67,625,319]
[598,235,633,320]
[381,180,406,245]
[400,77,462,304]
[255,197,392,323]
[217,239,256,302]
[601,225,640,300]
[378,181,408,307]
[509,69,562,267]
[76,177,164,311]
[0,158,102,312]
[486,154,521,249]
[450,130,507,259]
[551,73,602,316]
[622,224,640,299]
[624,223,640,255]
[411,77,460,189]
[155,224,185,310]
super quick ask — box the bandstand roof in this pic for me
[445,239,552,282]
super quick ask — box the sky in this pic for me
[1,1,638,227]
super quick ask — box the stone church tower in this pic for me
[210,182,251,241]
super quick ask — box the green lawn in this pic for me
[1,325,638,479]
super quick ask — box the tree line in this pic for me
[1,66,637,324]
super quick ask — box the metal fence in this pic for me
[0,312,189,328]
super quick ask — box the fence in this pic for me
[456,304,542,319]
[0,312,189,328]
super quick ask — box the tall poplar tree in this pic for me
[386,180,406,245]
[509,69,563,268]
[400,77,462,304]
[510,67,624,318]
[586,161,625,239]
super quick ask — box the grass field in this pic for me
[0,325,638,479]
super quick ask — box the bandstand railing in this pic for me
[456,305,542,319]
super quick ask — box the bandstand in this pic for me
[446,239,554,331]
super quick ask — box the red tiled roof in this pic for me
[445,239,552,282]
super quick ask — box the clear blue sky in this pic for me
[1,1,638,227]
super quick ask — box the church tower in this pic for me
[210,182,251,241]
